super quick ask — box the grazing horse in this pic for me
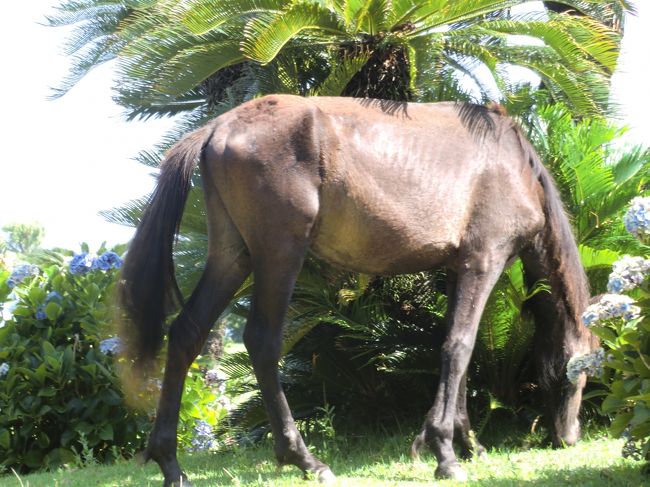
[118,95,596,486]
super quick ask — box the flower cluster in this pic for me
[99,336,123,355]
[69,253,95,275]
[566,348,606,384]
[35,292,63,321]
[93,251,123,271]
[7,264,39,288]
[581,294,640,327]
[204,368,230,410]
[0,362,9,378]
[607,255,650,294]
[205,368,226,391]
[69,251,123,275]
[190,420,218,452]
[624,196,650,243]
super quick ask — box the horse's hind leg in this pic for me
[412,248,509,480]
[243,244,334,482]
[145,214,250,487]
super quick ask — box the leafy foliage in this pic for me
[581,199,650,464]
[0,248,148,472]
[1,223,45,256]
[50,0,626,119]
[0,247,226,472]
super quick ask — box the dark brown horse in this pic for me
[118,95,596,486]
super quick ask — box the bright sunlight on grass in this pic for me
[1,433,644,487]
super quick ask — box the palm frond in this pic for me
[242,3,348,64]
[181,0,285,35]
[310,53,369,96]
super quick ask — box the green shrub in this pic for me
[573,197,650,464]
[0,248,150,472]
[0,247,227,472]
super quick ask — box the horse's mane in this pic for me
[457,101,592,383]
[456,102,513,142]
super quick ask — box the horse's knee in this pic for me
[441,335,474,361]
[243,325,282,369]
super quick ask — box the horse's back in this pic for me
[203,95,545,274]
[309,97,544,273]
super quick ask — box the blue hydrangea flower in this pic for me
[69,252,95,275]
[99,336,123,355]
[624,197,650,243]
[35,305,47,320]
[7,264,40,288]
[581,310,599,326]
[92,251,123,271]
[190,420,218,451]
[566,348,606,384]
[0,362,9,378]
[607,255,650,294]
[205,368,227,394]
[581,294,640,327]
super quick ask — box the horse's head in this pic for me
[549,304,600,448]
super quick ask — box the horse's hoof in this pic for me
[163,474,194,487]
[164,480,194,487]
[317,468,336,484]
[435,463,467,481]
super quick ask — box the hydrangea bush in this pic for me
[574,196,650,462]
[0,246,227,472]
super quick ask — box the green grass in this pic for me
[1,432,646,487]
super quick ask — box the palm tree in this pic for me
[51,1,626,115]
[51,0,636,434]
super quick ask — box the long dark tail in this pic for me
[515,129,592,389]
[118,123,214,370]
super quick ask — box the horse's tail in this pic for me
[118,123,214,371]
[515,129,593,389]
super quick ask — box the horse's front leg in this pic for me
[454,372,487,460]
[411,272,487,462]
[412,250,507,480]
[243,251,335,483]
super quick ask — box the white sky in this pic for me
[1,1,649,251]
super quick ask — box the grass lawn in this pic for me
[1,432,646,487]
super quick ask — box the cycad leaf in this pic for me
[181,0,284,35]
[353,0,390,35]
[579,244,620,272]
[612,145,650,185]
[242,3,347,64]
[311,53,369,96]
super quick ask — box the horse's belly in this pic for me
[311,206,461,275]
